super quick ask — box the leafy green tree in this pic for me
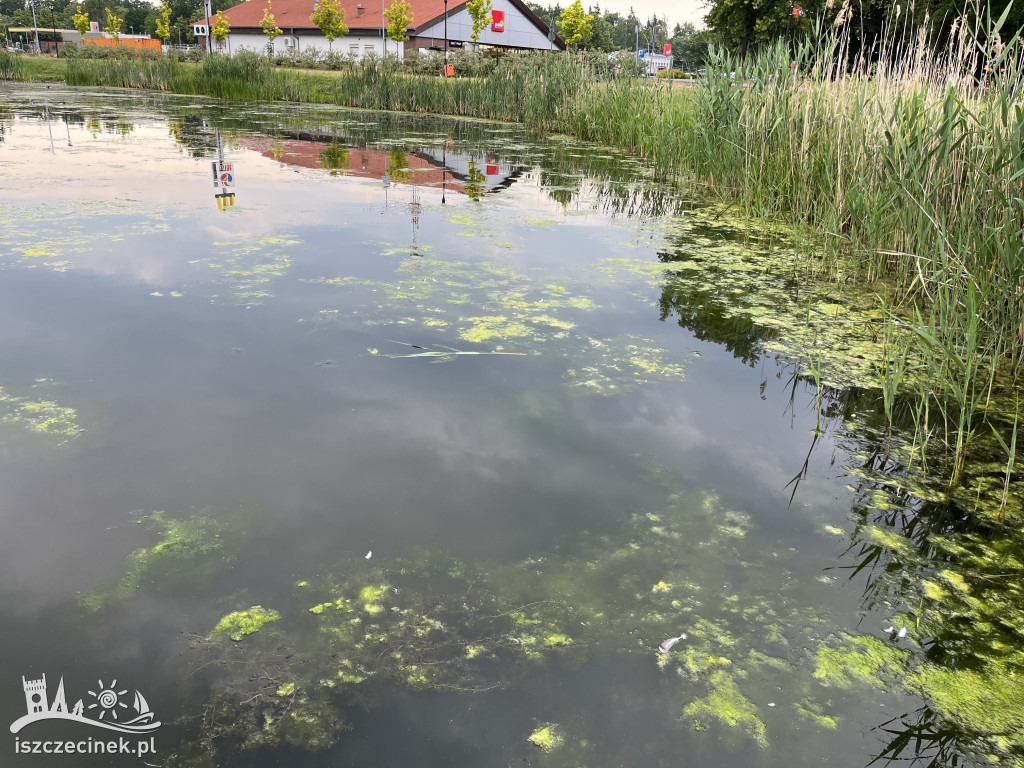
[582,9,614,51]
[72,4,91,36]
[610,8,640,49]
[465,0,492,42]
[104,6,123,39]
[703,0,813,57]
[211,9,229,46]
[259,1,281,54]
[309,0,348,50]
[383,0,413,44]
[557,0,593,47]
[155,1,172,41]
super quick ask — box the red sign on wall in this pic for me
[663,43,672,57]
[491,10,504,32]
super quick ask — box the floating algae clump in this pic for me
[527,723,565,752]
[0,384,83,446]
[683,670,768,749]
[813,634,910,689]
[80,510,231,612]
[909,663,1024,755]
[213,605,281,641]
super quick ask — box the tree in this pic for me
[465,0,492,42]
[155,1,172,41]
[211,9,229,47]
[582,10,613,51]
[309,0,348,50]
[72,4,90,36]
[610,7,640,49]
[703,0,806,57]
[557,0,593,47]
[104,6,123,39]
[383,0,413,45]
[259,1,281,55]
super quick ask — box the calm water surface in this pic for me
[0,84,941,767]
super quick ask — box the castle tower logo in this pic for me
[10,674,161,735]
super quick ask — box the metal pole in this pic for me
[381,0,385,55]
[50,5,58,57]
[443,0,447,60]
[204,0,212,53]
[785,8,793,44]
[29,0,41,56]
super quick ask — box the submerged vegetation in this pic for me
[80,510,233,612]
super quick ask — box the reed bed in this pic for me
[0,48,24,81]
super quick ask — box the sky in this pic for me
[589,0,709,29]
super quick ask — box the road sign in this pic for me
[637,49,645,58]
[663,44,672,57]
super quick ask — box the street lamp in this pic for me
[129,25,134,35]
[29,0,41,56]
[50,4,59,57]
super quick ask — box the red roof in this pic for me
[205,0,561,43]
[208,0,456,32]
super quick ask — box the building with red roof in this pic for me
[193,0,563,58]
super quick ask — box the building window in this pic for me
[349,44,359,56]
[364,44,374,54]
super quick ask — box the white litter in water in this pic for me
[658,633,688,653]
[897,627,907,639]
[365,551,372,560]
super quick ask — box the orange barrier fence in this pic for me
[85,38,162,50]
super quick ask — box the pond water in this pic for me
[0,84,1020,768]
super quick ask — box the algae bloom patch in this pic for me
[213,605,281,641]
[527,722,564,752]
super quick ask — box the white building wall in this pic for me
[416,0,557,50]
[221,31,401,58]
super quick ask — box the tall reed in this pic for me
[0,48,24,81]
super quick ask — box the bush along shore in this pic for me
[6,17,1023,513]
